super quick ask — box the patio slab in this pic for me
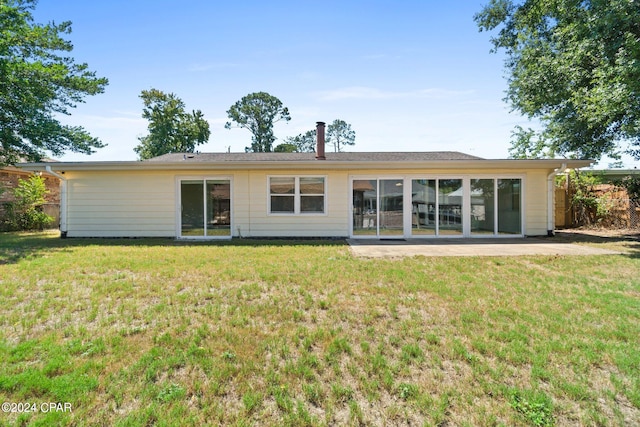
[346,237,622,257]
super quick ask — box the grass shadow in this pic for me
[553,229,640,258]
[0,231,348,265]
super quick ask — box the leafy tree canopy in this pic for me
[134,89,210,160]
[475,0,640,161]
[275,119,356,153]
[225,92,291,152]
[0,0,108,165]
[276,129,316,153]
[326,119,356,152]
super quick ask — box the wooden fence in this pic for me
[556,184,640,228]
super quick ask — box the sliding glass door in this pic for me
[180,179,231,238]
[352,179,404,237]
[470,178,522,236]
[353,177,522,238]
[380,179,404,235]
[411,179,463,236]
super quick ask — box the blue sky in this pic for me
[32,1,637,167]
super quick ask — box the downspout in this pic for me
[45,166,67,238]
[547,163,567,237]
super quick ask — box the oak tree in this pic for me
[475,0,640,160]
[134,89,210,160]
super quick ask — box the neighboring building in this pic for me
[0,165,61,227]
[589,169,640,183]
[19,123,591,239]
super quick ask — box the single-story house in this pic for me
[19,122,591,239]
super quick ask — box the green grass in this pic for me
[0,230,639,426]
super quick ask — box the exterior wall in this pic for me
[61,166,553,238]
[524,170,551,235]
[236,170,349,237]
[65,171,176,237]
[345,167,551,236]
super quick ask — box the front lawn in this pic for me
[0,231,638,426]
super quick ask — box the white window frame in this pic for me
[268,175,327,215]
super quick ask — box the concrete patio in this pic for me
[347,237,622,257]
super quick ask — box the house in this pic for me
[18,122,592,239]
[0,164,61,227]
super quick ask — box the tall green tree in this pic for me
[0,0,108,165]
[276,129,316,153]
[475,0,640,161]
[326,119,356,152]
[225,92,291,152]
[134,89,210,160]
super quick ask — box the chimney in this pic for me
[315,121,326,160]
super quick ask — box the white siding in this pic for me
[66,171,175,237]
[240,170,349,237]
[62,166,554,238]
[524,170,551,236]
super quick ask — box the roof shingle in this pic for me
[146,151,484,162]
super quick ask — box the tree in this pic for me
[326,119,356,152]
[276,129,316,153]
[225,92,291,152]
[134,89,210,160]
[475,0,640,161]
[0,0,108,166]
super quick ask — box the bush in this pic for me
[619,174,640,200]
[569,170,611,226]
[1,175,53,231]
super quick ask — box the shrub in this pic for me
[1,175,53,231]
[618,174,640,200]
[568,170,611,226]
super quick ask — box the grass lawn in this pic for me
[0,231,638,426]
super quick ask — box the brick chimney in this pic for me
[315,121,326,160]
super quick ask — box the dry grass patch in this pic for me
[0,231,638,426]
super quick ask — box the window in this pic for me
[269,176,325,214]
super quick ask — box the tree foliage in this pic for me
[276,130,316,153]
[0,0,108,165]
[475,0,640,160]
[1,175,53,230]
[326,119,356,152]
[134,89,210,160]
[275,119,356,153]
[225,92,291,152]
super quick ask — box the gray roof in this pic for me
[146,151,484,162]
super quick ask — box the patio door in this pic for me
[180,179,231,238]
[352,179,404,238]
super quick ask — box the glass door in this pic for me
[411,179,463,237]
[180,179,231,238]
[206,180,231,236]
[181,181,205,236]
[352,179,378,236]
[379,179,404,236]
[437,179,463,235]
[352,179,404,238]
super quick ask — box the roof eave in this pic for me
[17,158,593,172]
